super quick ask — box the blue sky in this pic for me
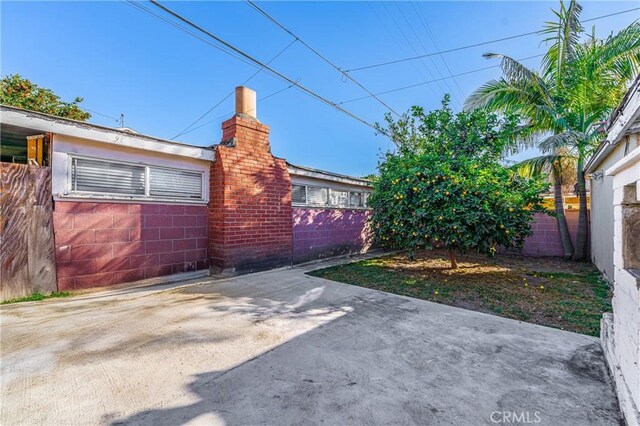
[2,1,638,176]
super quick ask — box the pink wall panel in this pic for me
[292,208,372,264]
[518,210,588,257]
[53,201,208,290]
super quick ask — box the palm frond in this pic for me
[540,0,584,81]
[512,154,563,178]
[537,131,583,153]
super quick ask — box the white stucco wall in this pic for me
[590,134,639,282]
[52,134,211,203]
[603,146,640,426]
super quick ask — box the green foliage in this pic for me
[0,74,91,121]
[1,291,71,305]
[465,0,640,260]
[370,97,547,264]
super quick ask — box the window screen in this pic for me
[307,187,328,205]
[349,192,363,207]
[149,167,202,199]
[330,190,349,207]
[72,158,145,196]
[292,184,306,203]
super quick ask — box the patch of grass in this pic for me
[1,291,72,305]
[308,250,612,336]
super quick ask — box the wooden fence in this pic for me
[1,163,56,301]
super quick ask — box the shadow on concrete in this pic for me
[108,277,621,426]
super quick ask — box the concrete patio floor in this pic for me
[1,255,621,425]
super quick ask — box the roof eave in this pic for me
[0,105,215,161]
[585,77,640,174]
[287,162,372,188]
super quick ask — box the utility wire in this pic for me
[125,0,261,71]
[365,2,441,104]
[177,84,296,137]
[85,108,120,123]
[346,6,640,72]
[172,39,297,139]
[339,54,545,105]
[381,1,459,108]
[392,1,463,108]
[244,0,401,116]
[146,0,384,134]
[410,0,466,101]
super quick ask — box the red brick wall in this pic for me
[208,115,293,273]
[53,201,208,290]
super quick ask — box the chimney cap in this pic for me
[235,86,257,121]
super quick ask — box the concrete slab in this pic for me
[1,257,620,425]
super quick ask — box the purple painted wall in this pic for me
[519,210,587,257]
[292,208,372,263]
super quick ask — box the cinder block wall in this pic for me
[519,210,588,257]
[208,114,293,273]
[292,208,372,263]
[54,202,208,290]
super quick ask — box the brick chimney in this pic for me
[208,86,293,273]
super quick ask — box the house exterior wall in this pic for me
[51,134,210,290]
[589,133,639,282]
[51,135,210,201]
[292,208,372,263]
[601,146,640,426]
[290,174,373,263]
[54,202,208,290]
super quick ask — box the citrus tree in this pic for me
[370,97,547,268]
[1,74,91,121]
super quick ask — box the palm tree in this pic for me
[465,0,640,260]
[516,150,577,259]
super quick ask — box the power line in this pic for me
[410,1,466,101]
[127,0,295,139]
[146,0,384,134]
[84,108,120,123]
[124,0,262,72]
[366,1,441,105]
[244,0,401,116]
[177,84,296,137]
[338,54,545,105]
[172,39,297,139]
[346,6,640,73]
[392,1,463,108]
[381,1,460,109]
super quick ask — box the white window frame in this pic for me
[291,183,370,209]
[65,154,207,204]
[292,184,308,204]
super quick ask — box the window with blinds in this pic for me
[69,156,204,201]
[72,158,145,196]
[292,184,306,203]
[330,190,349,207]
[307,187,328,205]
[291,183,370,208]
[349,192,363,207]
[149,167,202,199]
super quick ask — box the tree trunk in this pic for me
[449,249,458,269]
[573,159,588,261]
[552,166,574,260]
